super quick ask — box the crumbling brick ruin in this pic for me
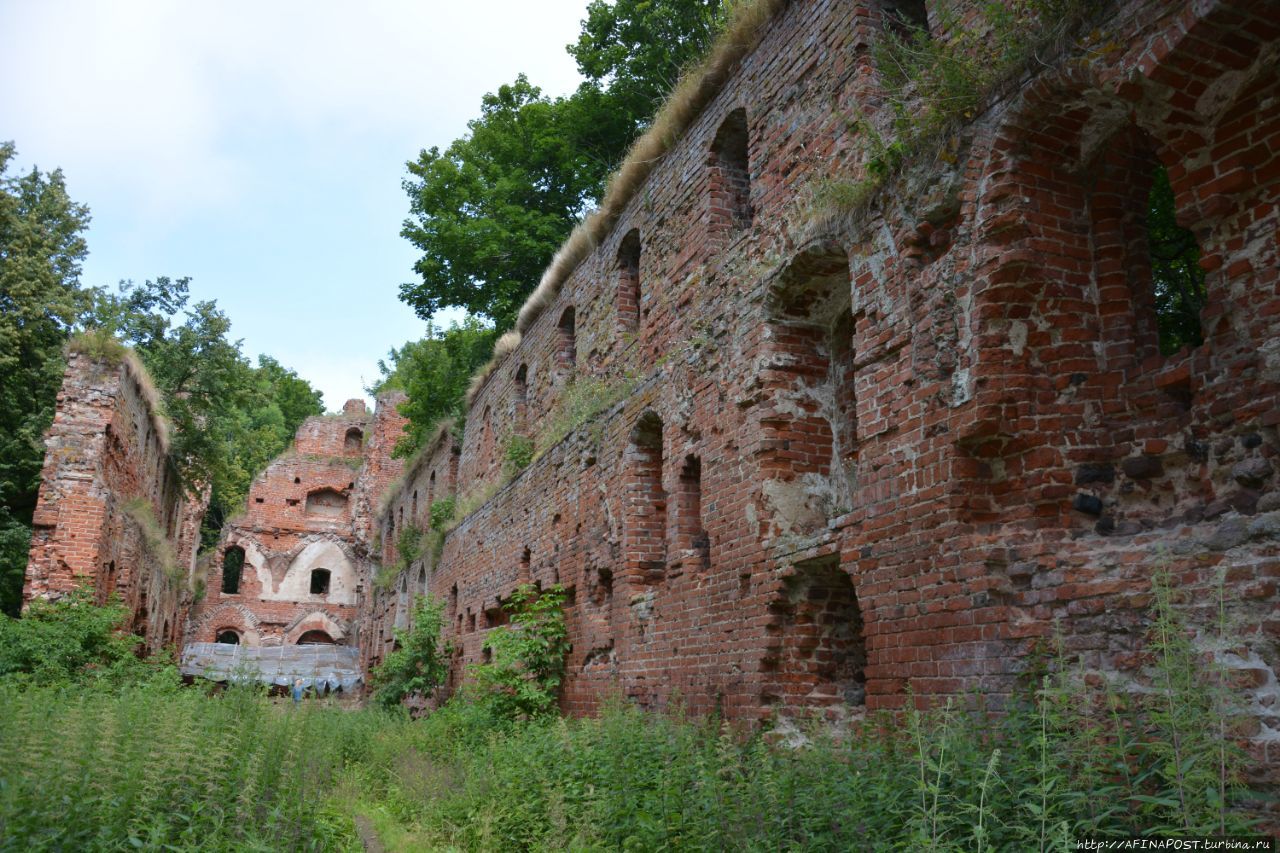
[23,351,207,654]
[364,0,1280,794]
[20,0,1280,804]
[183,395,405,684]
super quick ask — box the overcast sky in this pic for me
[0,0,589,410]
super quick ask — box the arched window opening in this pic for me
[519,546,532,584]
[617,229,642,332]
[881,0,929,38]
[297,630,336,645]
[514,364,529,432]
[557,307,577,372]
[625,411,666,586]
[310,568,331,595]
[1089,126,1208,369]
[1148,164,1206,354]
[515,363,528,404]
[411,490,418,520]
[215,629,240,645]
[222,546,245,595]
[710,108,752,232]
[427,470,436,511]
[677,454,710,569]
[763,246,857,526]
[344,427,363,453]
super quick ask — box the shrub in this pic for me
[469,583,569,720]
[503,434,535,478]
[0,586,172,688]
[370,595,451,711]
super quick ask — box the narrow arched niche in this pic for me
[625,411,666,586]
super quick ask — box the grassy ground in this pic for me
[0,677,1262,851]
[0,575,1264,851]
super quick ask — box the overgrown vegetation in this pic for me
[375,522,426,593]
[0,586,172,689]
[468,584,570,721]
[806,0,1093,225]
[121,498,181,586]
[0,573,1264,849]
[0,682,373,850]
[535,371,637,459]
[503,433,535,477]
[370,595,451,711]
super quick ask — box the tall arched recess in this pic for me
[960,79,1216,531]
[758,242,857,538]
[624,411,666,588]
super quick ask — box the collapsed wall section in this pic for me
[23,351,207,653]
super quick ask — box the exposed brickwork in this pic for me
[366,0,1280,807]
[187,395,405,652]
[23,353,207,654]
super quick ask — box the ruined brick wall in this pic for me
[359,425,459,677]
[187,396,405,653]
[365,0,1279,796]
[23,352,207,653]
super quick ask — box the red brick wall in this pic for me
[362,0,1280,802]
[187,396,406,650]
[23,353,207,654]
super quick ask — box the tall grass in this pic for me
[0,682,406,851]
[0,573,1261,851]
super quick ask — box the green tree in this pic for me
[94,277,324,546]
[400,2,727,330]
[569,0,725,128]
[0,143,93,616]
[400,76,611,330]
[373,318,498,456]
[1148,165,1206,355]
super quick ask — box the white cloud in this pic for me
[0,0,587,223]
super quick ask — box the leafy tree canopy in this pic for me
[399,1,726,331]
[0,143,93,615]
[373,317,498,457]
[94,277,324,547]
[569,0,725,126]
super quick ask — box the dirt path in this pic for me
[353,814,385,853]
